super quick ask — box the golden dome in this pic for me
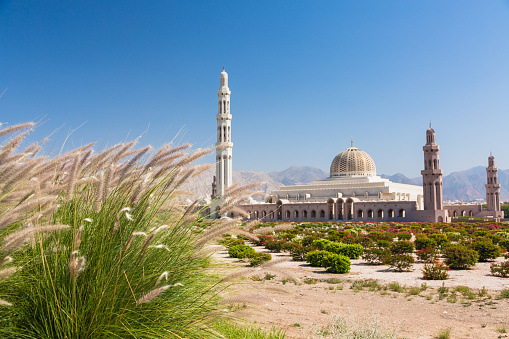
[330,146,376,177]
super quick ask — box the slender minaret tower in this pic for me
[215,67,233,198]
[421,124,444,210]
[486,154,501,212]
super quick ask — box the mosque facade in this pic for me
[211,69,503,222]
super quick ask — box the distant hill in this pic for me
[268,166,328,186]
[186,165,509,203]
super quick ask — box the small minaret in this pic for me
[215,67,233,197]
[486,154,501,212]
[421,124,444,210]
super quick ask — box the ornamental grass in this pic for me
[0,122,257,338]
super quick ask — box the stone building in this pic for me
[210,69,502,222]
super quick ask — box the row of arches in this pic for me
[356,208,405,219]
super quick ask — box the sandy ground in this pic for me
[213,245,509,339]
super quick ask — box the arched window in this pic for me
[311,210,316,218]
[469,210,473,217]
[357,210,363,218]
[461,210,466,217]
[428,160,432,168]
[378,209,384,218]
[294,210,299,218]
[223,100,226,113]
[227,101,229,112]
[228,126,231,141]
[223,126,227,142]
[367,210,373,219]
[230,212,234,218]
[399,209,405,218]
[433,159,437,169]
[303,210,308,219]
[320,210,325,218]
[285,211,291,219]
[453,211,457,217]
[254,211,259,219]
[388,209,394,218]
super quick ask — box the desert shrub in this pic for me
[388,254,414,272]
[312,239,330,250]
[422,261,450,280]
[491,261,509,277]
[443,245,479,269]
[390,241,414,255]
[306,250,334,267]
[471,239,502,262]
[229,244,256,259]
[429,234,450,248]
[323,253,351,274]
[499,239,509,251]
[264,240,286,253]
[416,248,439,263]
[219,237,245,248]
[376,240,392,249]
[301,235,320,247]
[324,242,363,259]
[397,232,412,241]
[362,248,391,265]
[289,244,310,261]
[253,234,274,246]
[249,252,272,266]
[414,236,437,251]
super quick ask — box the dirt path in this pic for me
[214,246,509,338]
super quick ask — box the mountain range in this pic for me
[187,166,509,202]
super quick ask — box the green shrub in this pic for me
[443,245,479,269]
[416,248,438,263]
[249,252,272,266]
[376,239,392,248]
[499,239,509,251]
[397,232,412,241]
[229,244,256,259]
[264,240,286,253]
[390,241,414,254]
[414,236,437,251]
[323,253,351,274]
[388,254,414,272]
[471,239,502,262]
[429,234,450,248]
[311,239,330,250]
[219,237,245,248]
[323,242,364,259]
[306,250,334,267]
[289,244,310,261]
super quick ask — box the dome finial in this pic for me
[351,137,353,147]
[223,66,224,71]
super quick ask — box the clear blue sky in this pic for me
[1,1,509,178]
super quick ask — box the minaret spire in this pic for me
[214,68,233,199]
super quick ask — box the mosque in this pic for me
[211,69,503,223]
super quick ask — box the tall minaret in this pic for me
[486,154,501,212]
[421,125,444,210]
[215,67,233,197]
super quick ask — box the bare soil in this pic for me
[214,245,509,339]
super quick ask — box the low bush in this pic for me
[388,254,414,272]
[229,244,256,259]
[443,245,478,269]
[422,261,450,280]
[471,239,502,262]
[491,261,509,277]
[324,242,364,259]
[306,250,334,267]
[414,236,437,251]
[416,248,439,263]
[429,234,450,248]
[376,240,392,249]
[289,244,310,261]
[362,248,391,265]
[219,237,245,248]
[323,253,351,274]
[390,241,414,255]
[397,232,412,241]
[249,252,272,266]
[264,240,286,253]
